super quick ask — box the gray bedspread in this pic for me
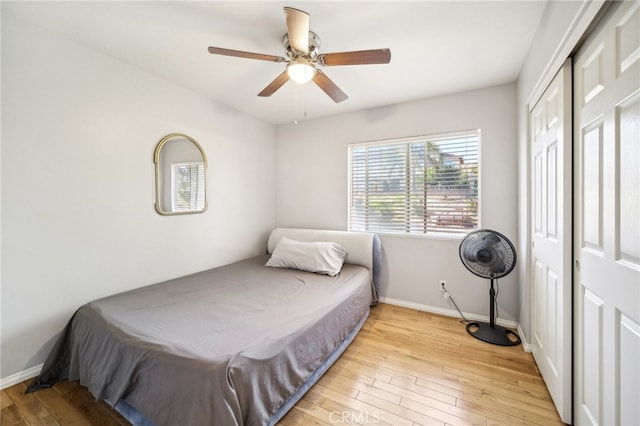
[28,255,373,425]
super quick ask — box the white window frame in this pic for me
[348,130,481,239]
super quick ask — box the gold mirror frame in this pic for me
[153,133,208,215]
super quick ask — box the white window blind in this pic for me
[171,161,206,211]
[349,131,479,236]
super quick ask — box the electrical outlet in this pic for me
[439,280,446,291]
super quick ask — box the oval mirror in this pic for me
[154,133,208,215]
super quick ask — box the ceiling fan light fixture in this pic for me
[286,59,315,84]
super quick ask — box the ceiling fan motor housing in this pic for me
[282,30,321,60]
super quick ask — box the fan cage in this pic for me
[458,229,516,279]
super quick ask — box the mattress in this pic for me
[28,254,375,425]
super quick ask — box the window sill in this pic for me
[362,231,472,242]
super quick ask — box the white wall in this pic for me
[1,15,276,378]
[275,84,519,321]
[516,0,605,344]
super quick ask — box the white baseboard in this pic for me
[517,324,532,353]
[378,297,527,350]
[0,364,42,390]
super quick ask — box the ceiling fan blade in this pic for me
[258,71,290,97]
[318,48,391,66]
[208,46,285,63]
[312,70,348,103]
[284,7,309,54]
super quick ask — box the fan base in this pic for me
[466,321,521,346]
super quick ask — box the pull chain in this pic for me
[293,83,308,125]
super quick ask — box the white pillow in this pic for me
[265,237,348,276]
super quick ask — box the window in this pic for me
[348,131,479,237]
[171,162,206,212]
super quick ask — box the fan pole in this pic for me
[465,277,521,346]
[489,278,496,328]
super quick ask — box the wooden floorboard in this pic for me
[0,303,565,425]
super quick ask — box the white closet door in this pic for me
[529,59,573,424]
[573,2,640,425]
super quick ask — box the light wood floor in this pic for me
[1,303,565,426]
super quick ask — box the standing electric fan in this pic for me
[459,229,521,346]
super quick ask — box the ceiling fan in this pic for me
[208,7,391,103]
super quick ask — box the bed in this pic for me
[27,228,381,426]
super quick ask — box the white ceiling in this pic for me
[4,1,547,125]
